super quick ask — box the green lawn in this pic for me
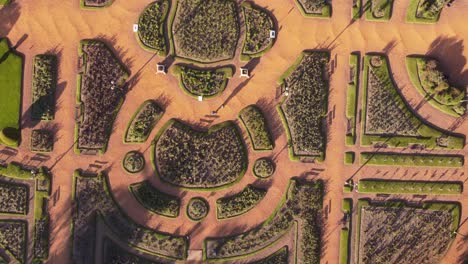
[358,179,463,195]
[346,53,359,146]
[339,228,350,264]
[360,152,464,167]
[0,0,11,5]
[342,198,352,213]
[344,152,355,165]
[0,39,22,146]
[406,0,443,23]
[352,0,362,19]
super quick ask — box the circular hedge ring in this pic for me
[187,197,209,221]
[253,158,275,178]
[370,56,383,68]
[123,151,145,174]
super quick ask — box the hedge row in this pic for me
[358,179,462,195]
[239,105,274,151]
[216,185,267,219]
[360,152,464,167]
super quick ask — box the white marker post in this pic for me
[270,30,276,39]
[133,24,139,32]
[198,96,203,102]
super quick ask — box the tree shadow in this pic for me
[382,39,398,54]
[0,1,20,38]
[426,36,468,88]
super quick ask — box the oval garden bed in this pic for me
[123,151,145,173]
[253,157,275,178]
[172,65,233,98]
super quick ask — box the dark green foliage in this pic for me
[78,40,128,151]
[125,101,163,143]
[358,179,463,194]
[130,181,180,217]
[123,151,145,173]
[206,179,322,264]
[155,120,247,188]
[187,197,208,221]
[138,0,169,53]
[73,173,188,261]
[0,181,28,215]
[103,237,163,264]
[177,65,231,97]
[280,52,329,156]
[417,0,449,19]
[32,55,57,121]
[239,105,273,150]
[217,185,267,219]
[31,129,54,152]
[249,246,288,264]
[173,0,240,62]
[297,0,327,13]
[83,0,112,7]
[253,158,275,178]
[33,218,49,260]
[242,3,274,55]
[0,127,19,147]
[0,220,27,263]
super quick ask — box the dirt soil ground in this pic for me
[1,0,468,263]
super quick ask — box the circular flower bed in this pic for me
[253,158,275,178]
[370,56,383,67]
[187,197,209,221]
[123,151,145,173]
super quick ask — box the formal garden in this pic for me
[406,0,451,23]
[154,120,247,189]
[356,200,460,264]
[76,40,129,154]
[278,51,329,160]
[32,55,57,121]
[130,180,180,217]
[239,105,274,151]
[125,100,164,143]
[137,0,170,55]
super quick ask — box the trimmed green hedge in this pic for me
[339,228,350,264]
[346,53,359,146]
[129,181,180,218]
[124,100,164,143]
[342,199,352,213]
[294,0,332,18]
[137,0,170,55]
[358,179,462,195]
[360,152,464,167]
[364,0,394,21]
[216,185,267,219]
[344,152,355,165]
[406,0,445,23]
[249,246,288,263]
[239,105,274,151]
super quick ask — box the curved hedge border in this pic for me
[129,181,180,218]
[124,100,164,143]
[364,0,394,21]
[172,64,233,99]
[361,53,465,149]
[240,2,276,61]
[239,105,274,151]
[122,151,145,174]
[253,158,275,178]
[216,185,267,219]
[80,0,113,9]
[136,0,170,55]
[406,0,445,23]
[405,56,464,117]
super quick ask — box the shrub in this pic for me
[216,185,267,219]
[361,152,464,167]
[358,179,463,194]
[33,218,49,260]
[32,55,57,121]
[82,0,113,8]
[73,172,188,261]
[250,246,288,264]
[0,181,28,215]
[239,105,274,150]
[187,197,209,221]
[172,0,240,62]
[173,65,232,98]
[253,158,275,178]
[0,127,19,147]
[0,221,27,263]
[137,0,169,54]
[125,100,163,143]
[279,51,329,158]
[206,179,322,263]
[123,151,145,173]
[77,40,129,152]
[344,152,355,165]
[31,129,54,152]
[296,0,328,14]
[339,228,349,264]
[242,2,275,57]
[154,120,247,189]
[417,0,448,19]
[342,199,352,213]
[130,181,180,217]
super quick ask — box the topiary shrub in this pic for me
[187,197,209,221]
[253,158,275,178]
[123,151,145,173]
[0,127,20,147]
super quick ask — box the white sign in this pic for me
[198,96,203,102]
[270,30,276,39]
[133,24,139,32]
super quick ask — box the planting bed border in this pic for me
[152,119,248,191]
[405,55,464,117]
[277,50,330,162]
[172,64,233,99]
[239,105,274,151]
[124,100,164,144]
[129,180,180,218]
[135,0,171,56]
[216,184,267,219]
[360,152,464,167]
[358,179,463,195]
[294,0,332,18]
[186,197,209,222]
[360,54,465,149]
[406,0,445,23]
[346,52,360,146]
[364,0,394,21]
[354,199,461,264]
[31,54,57,121]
